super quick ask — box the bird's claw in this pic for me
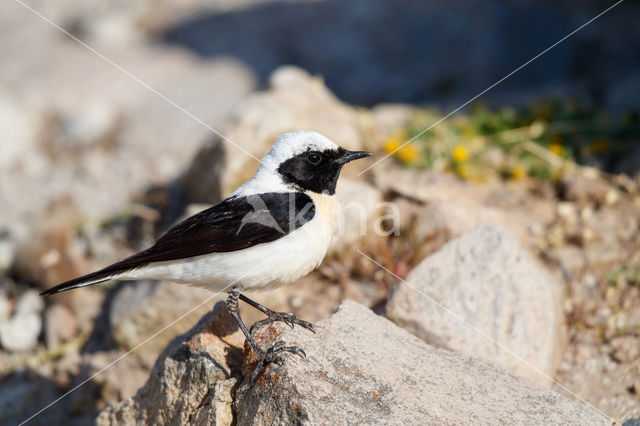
[250,312,316,334]
[250,340,306,382]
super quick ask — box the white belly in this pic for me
[124,193,339,292]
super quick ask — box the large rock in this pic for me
[236,300,606,425]
[386,223,565,386]
[332,177,385,253]
[375,167,556,248]
[96,302,244,425]
[97,281,219,362]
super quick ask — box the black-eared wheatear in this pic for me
[41,131,371,379]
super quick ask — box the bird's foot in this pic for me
[251,340,306,382]
[250,311,316,334]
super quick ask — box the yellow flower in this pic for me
[511,165,527,180]
[382,129,408,154]
[452,145,469,163]
[548,143,564,157]
[383,138,400,154]
[397,143,420,164]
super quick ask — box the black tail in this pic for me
[39,255,147,296]
[40,271,115,295]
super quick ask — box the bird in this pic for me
[41,130,371,380]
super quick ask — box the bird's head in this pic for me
[256,131,371,195]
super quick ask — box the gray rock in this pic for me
[105,281,216,361]
[236,300,606,425]
[386,223,565,387]
[96,301,244,426]
[0,372,64,426]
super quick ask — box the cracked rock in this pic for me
[236,300,604,425]
[96,301,244,426]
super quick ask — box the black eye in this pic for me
[306,152,322,165]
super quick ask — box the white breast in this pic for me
[124,192,340,293]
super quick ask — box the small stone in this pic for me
[55,102,119,149]
[559,174,614,206]
[610,336,640,363]
[0,290,45,352]
[15,290,44,316]
[579,227,595,245]
[0,312,41,352]
[45,303,79,348]
[557,202,576,219]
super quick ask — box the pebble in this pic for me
[0,290,44,352]
[45,303,78,349]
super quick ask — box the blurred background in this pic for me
[1,0,640,424]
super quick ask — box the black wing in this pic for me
[41,192,315,295]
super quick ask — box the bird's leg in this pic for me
[238,293,316,334]
[226,287,306,382]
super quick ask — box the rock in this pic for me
[15,290,45,316]
[44,303,79,349]
[548,245,586,278]
[219,66,363,194]
[332,178,384,252]
[0,34,255,240]
[415,199,509,240]
[374,167,491,204]
[236,300,606,425]
[96,301,244,426]
[0,372,64,426]
[0,314,40,353]
[610,336,640,364]
[0,291,9,323]
[178,135,225,207]
[67,286,105,336]
[68,351,152,416]
[12,201,88,290]
[105,281,222,363]
[558,174,617,206]
[50,101,120,151]
[385,223,565,386]
[0,291,43,352]
[0,88,39,174]
[371,103,416,133]
[0,231,15,273]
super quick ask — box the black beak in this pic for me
[335,150,372,165]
